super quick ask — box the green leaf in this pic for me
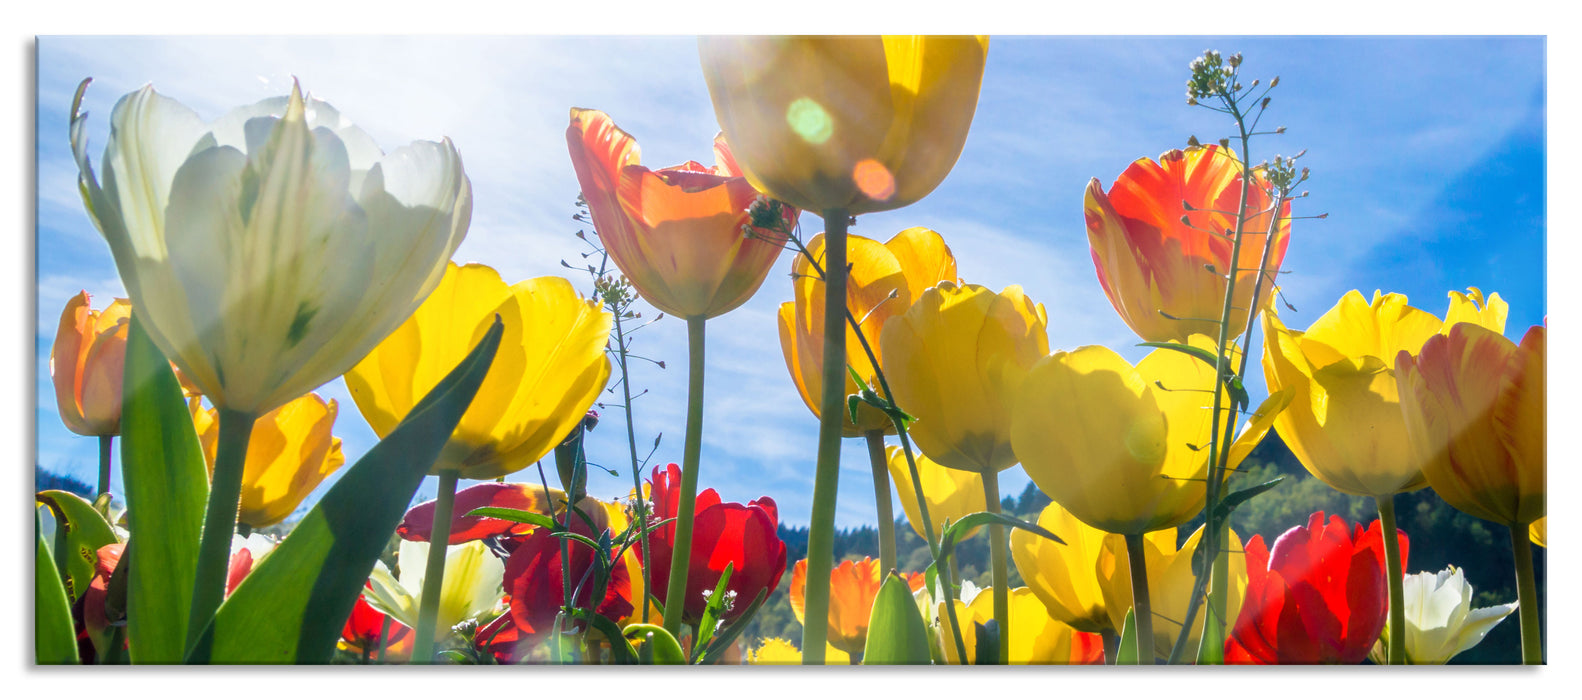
[1115,608,1139,665]
[584,614,637,665]
[861,572,932,664]
[1213,477,1284,521]
[461,506,559,530]
[941,511,1064,550]
[1196,606,1226,665]
[699,588,768,666]
[37,489,119,603]
[189,318,503,663]
[120,313,209,663]
[35,510,79,664]
[846,394,863,425]
[690,562,733,661]
[623,624,685,665]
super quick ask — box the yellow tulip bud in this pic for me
[1009,502,1115,634]
[780,227,958,436]
[881,281,1048,474]
[190,392,345,528]
[1262,289,1507,498]
[698,36,988,215]
[345,262,612,479]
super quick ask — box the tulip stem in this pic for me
[376,617,391,663]
[411,469,460,663]
[1510,524,1543,664]
[97,435,113,497]
[801,208,850,665]
[184,407,255,658]
[1375,495,1405,665]
[1124,533,1155,665]
[662,316,708,639]
[864,430,898,572]
[982,473,1009,665]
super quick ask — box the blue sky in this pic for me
[34,36,1546,529]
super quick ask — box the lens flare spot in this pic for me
[786,97,833,145]
[853,159,896,201]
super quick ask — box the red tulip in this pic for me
[639,463,787,624]
[397,482,562,544]
[474,610,522,664]
[503,514,633,640]
[1226,512,1409,664]
[339,585,414,661]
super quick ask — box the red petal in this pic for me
[398,482,555,544]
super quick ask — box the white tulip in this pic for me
[70,79,471,414]
[365,539,505,642]
[1369,566,1518,664]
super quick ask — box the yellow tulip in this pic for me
[1263,289,1507,497]
[1530,518,1546,548]
[886,445,985,543]
[190,392,344,528]
[1012,340,1285,535]
[50,292,131,437]
[880,281,1048,474]
[938,587,1104,664]
[698,36,988,215]
[345,262,612,479]
[780,227,958,435]
[1098,525,1248,661]
[1396,323,1544,527]
[1009,502,1115,634]
[745,637,850,665]
[71,82,470,414]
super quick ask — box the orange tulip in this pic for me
[566,108,798,320]
[779,227,958,435]
[50,292,131,436]
[1396,324,1545,527]
[1085,145,1290,343]
[789,557,924,655]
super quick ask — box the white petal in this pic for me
[100,85,211,258]
[397,539,430,592]
[1446,601,1519,662]
[365,560,418,629]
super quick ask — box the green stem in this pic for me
[1100,628,1120,666]
[864,430,897,573]
[184,407,255,656]
[1510,523,1543,664]
[613,309,653,624]
[983,472,1008,665]
[375,616,392,664]
[411,469,460,663]
[801,208,849,665]
[1376,495,1405,665]
[662,316,707,638]
[97,435,113,497]
[1124,532,1155,665]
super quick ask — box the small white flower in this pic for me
[1369,566,1518,664]
[364,540,504,643]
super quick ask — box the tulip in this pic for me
[747,638,851,665]
[1085,145,1291,343]
[71,80,472,643]
[502,512,633,642]
[780,227,958,436]
[51,292,130,438]
[566,108,796,320]
[1366,566,1517,665]
[886,445,985,544]
[1531,517,1546,548]
[1263,288,1507,499]
[1225,512,1408,664]
[698,36,988,216]
[640,464,787,625]
[1013,340,1285,535]
[70,81,470,416]
[788,557,924,656]
[190,392,344,529]
[1397,322,1545,662]
[882,281,1048,475]
[1009,502,1115,635]
[339,587,414,662]
[1094,525,1248,662]
[51,291,131,497]
[364,539,505,647]
[346,262,611,480]
[937,587,1105,665]
[396,482,562,544]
